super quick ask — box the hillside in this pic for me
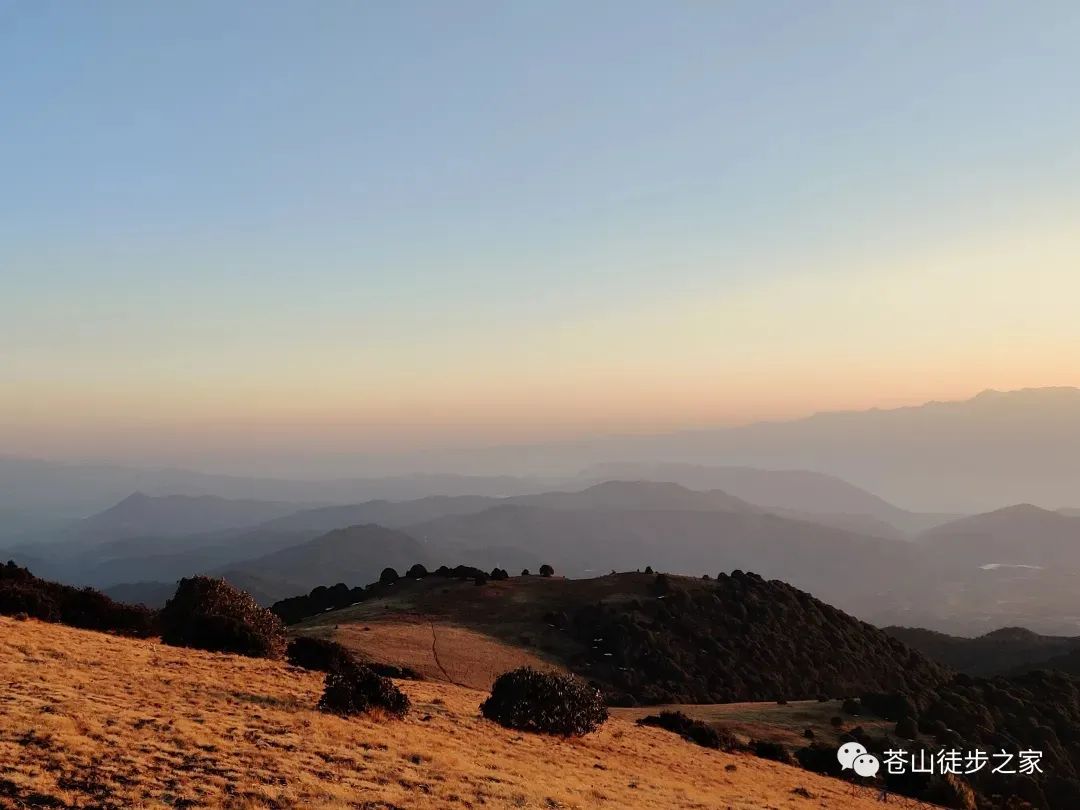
[220,523,430,601]
[0,616,936,810]
[293,571,948,703]
[884,625,1080,676]
[407,506,926,620]
[918,504,1080,569]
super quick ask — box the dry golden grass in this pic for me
[1,617,939,809]
[314,619,563,691]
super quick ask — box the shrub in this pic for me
[520,569,531,576]
[644,566,654,574]
[752,739,793,764]
[842,698,862,715]
[895,716,918,739]
[474,573,488,586]
[0,562,156,637]
[637,711,739,751]
[379,567,399,585]
[287,636,354,673]
[0,581,59,621]
[481,667,607,736]
[406,563,428,579]
[272,583,366,625]
[796,743,842,776]
[830,716,844,728]
[366,661,423,680]
[318,662,410,718]
[159,576,285,658]
[490,567,509,581]
[539,564,554,577]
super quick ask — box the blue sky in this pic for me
[3,1,1079,466]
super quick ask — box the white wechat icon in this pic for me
[837,743,880,777]
[852,753,880,778]
[837,742,867,769]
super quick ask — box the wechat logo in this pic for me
[838,742,880,778]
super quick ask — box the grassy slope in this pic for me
[291,574,608,691]
[0,617,938,810]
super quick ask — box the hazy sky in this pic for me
[3,1,1079,466]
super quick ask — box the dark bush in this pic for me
[406,563,428,579]
[318,662,410,718]
[796,743,843,776]
[842,697,862,715]
[490,567,509,581]
[539,564,554,577]
[366,661,423,680]
[895,716,918,739]
[272,582,366,625]
[0,561,156,637]
[637,711,739,751]
[379,567,399,585]
[474,573,488,586]
[752,739,793,764]
[520,569,531,576]
[644,566,654,574]
[830,716,844,728]
[0,580,59,621]
[481,667,607,736]
[287,636,355,673]
[159,576,285,658]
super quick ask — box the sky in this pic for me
[3,1,1080,470]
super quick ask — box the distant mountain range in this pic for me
[73,492,313,543]
[4,387,1079,527]
[5,396,1080,634]
[303,386,1080,513]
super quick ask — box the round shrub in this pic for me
[406,563,428,579]
[480,666,607,736]
[539,564,554,577]
[287,636,355,673]
[379,567,399,585]
[318,662,410,718]
[159,576,285,658]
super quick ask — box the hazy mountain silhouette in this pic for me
[580,462,954,534]
[507,480,755,513]
[257,495,499,534]
[406,502,927,618]
[918,504,1080,570]
[76,493,312,543]
[364,387,1080,512]
[220,524,429,601]
[0,456,564,540]
[884,625,1080,676]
